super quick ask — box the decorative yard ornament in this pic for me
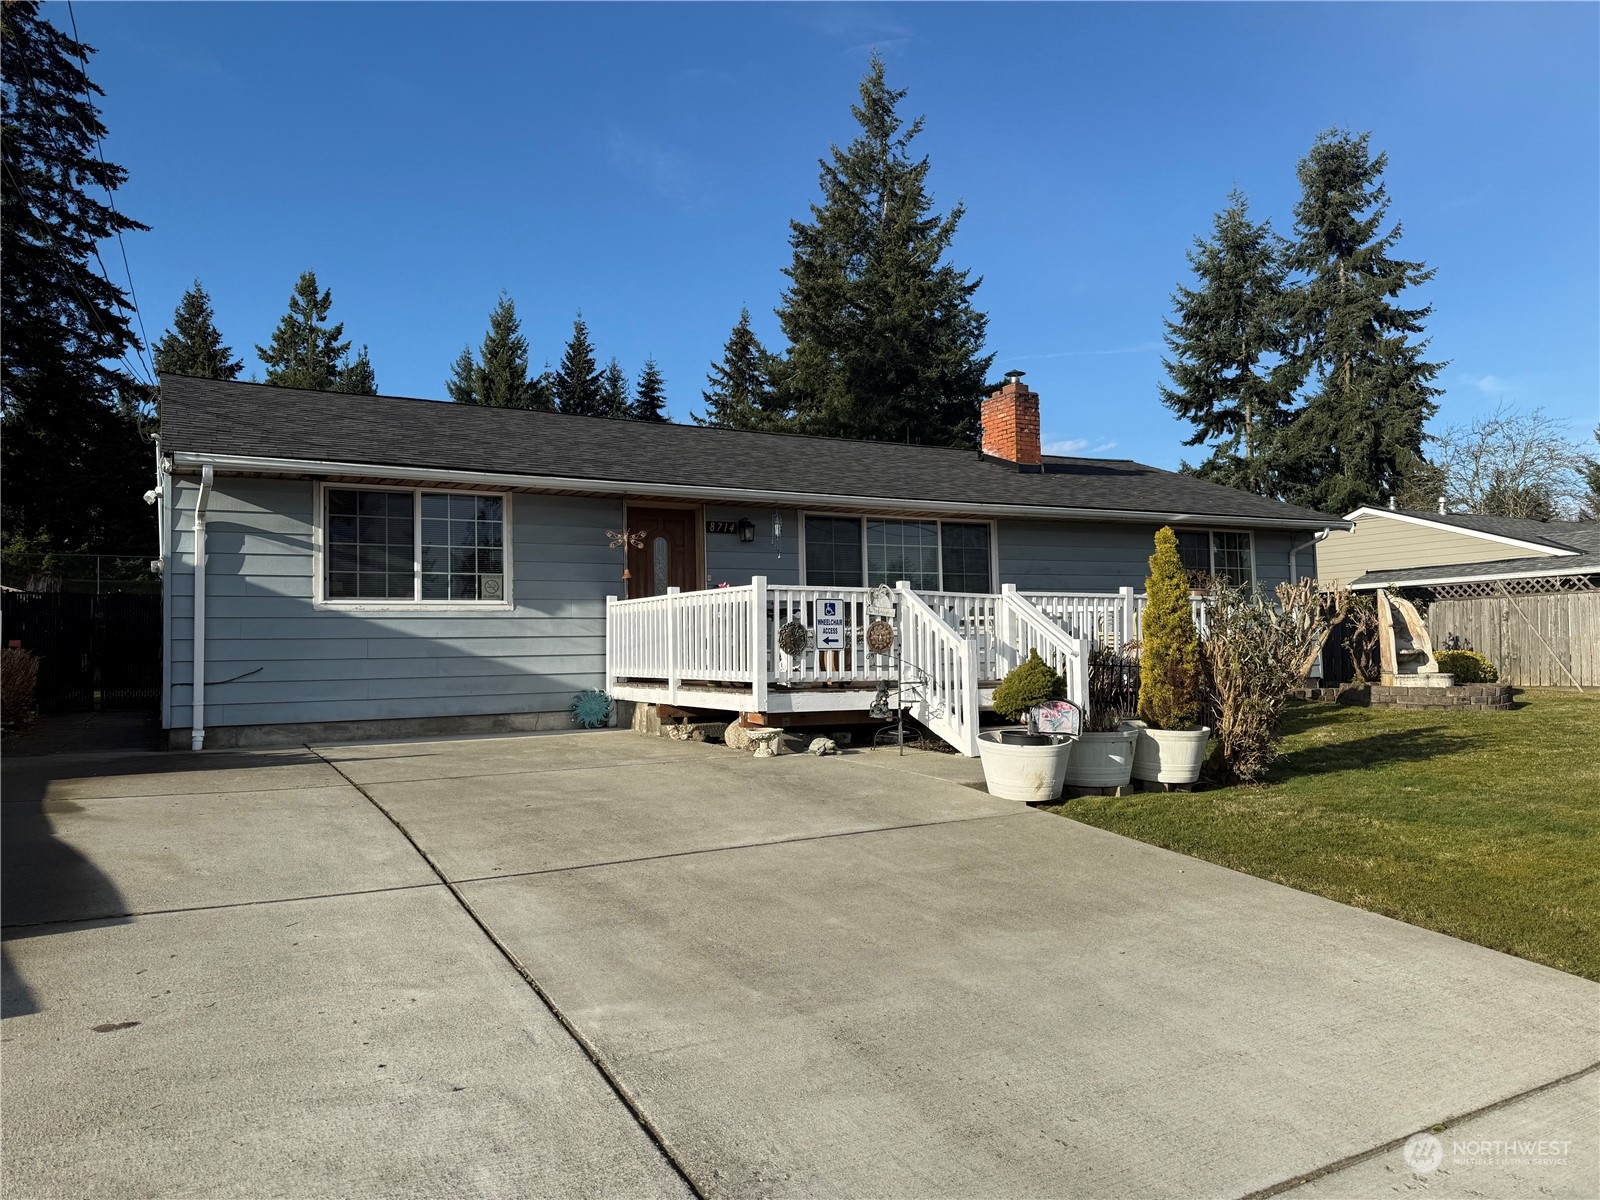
[865,618,895,655]
[569,688,614,728]
[777,619,810,658]
[606,526,647,581]
[866,585,895,619]
[1376,589,1449,687]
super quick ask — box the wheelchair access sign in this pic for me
[815,599,847,650]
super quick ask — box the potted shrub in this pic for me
[978,651,1076,802]
[1062,646,1140,791]
[1123,527,1210,786]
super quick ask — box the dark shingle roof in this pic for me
[1386,508,1596,553]
[158,375,1343,528]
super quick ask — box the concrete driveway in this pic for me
[3,731,1596,1199]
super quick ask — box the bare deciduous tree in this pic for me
[1423,404,1588,520]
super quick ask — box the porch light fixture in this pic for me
[737,518,756,543]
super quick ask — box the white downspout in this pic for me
[191,465,214,751]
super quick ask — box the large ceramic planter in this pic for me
[977,728,1075,802]
[1062,729,1139,790]
[1121,721,1211,785]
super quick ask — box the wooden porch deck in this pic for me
[604,579,1134,755]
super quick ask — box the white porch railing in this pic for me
[897,583,981,757]
[1000,586,1091,724]
[1022,587,1206,650]
[603,578,1202,754]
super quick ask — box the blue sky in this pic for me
[71,1,1599,468]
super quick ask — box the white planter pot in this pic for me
[1121,722,1211,785]
[977,729,1075,802]
[1062,729,1139,790]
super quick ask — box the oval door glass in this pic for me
[652,536,669,596]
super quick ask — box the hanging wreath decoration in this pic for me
[777,620,810,657]
[865,618,895,655]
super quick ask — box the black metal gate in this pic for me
[1,592,162,712]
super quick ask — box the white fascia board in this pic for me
[170,451,1353,532]
[1352,564,1596,589]
[1342,506,1575,557]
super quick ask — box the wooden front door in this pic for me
[626,507,700,599]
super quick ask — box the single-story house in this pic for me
[153,372,1347,753]
[1316,505,1600,687]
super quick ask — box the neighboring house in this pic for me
[153,372,1346,752]
[1320,505,1600,688]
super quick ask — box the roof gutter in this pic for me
[168,451,1353,533]
[191,464,213,752]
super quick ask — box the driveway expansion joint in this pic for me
[309,744,708,1200]
[448,808,1035,886]
[1241,1058,1600,1199]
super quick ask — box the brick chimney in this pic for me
[981,370,1041,468]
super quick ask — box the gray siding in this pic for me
[703,505,800,586]
[167,478,622,730]
[998,520,1310,593]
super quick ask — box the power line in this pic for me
[65,0,157,388]
[2,158,157,393]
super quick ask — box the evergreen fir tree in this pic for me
[599,357,631,419]
[1160,191,1294,497]
[1,0,154,559]
[256,270,350,391]
[1280,131,1444,512]
[446,346,476,405]
[631,357,669,422]
[446,293,549,409]
[152,280,242,380]
[696,308,785,430]
[776,53,992,446]
[553,314,605,415]
[336,345,377,395]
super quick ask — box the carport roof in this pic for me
[158,374,1347,529]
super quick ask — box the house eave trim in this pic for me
[1343,507,1577,557]
[169,451,1352,532]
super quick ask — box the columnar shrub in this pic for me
[1137,527,1204,730]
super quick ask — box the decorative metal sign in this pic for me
[865,619,894,655]
[1033,699,1082,737]
[777,620,810,657]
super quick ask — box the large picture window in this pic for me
[323,487,509,604]
[803,515,992,593]
[1176,529,1254,589]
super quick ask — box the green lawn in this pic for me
[1046,692,1600,980]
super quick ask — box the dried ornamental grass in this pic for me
[1201,579,1349,783]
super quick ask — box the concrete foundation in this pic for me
[168,708,584,750]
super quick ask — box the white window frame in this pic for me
[1176,527,1257,590]
[312,482,515,612]
[796,512,1000,593]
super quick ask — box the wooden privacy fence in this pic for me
[1425,592,1600,688]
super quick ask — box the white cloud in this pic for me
[1042,438,1090,455]
[606,128,712,210]
[1461,373,1518,397]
